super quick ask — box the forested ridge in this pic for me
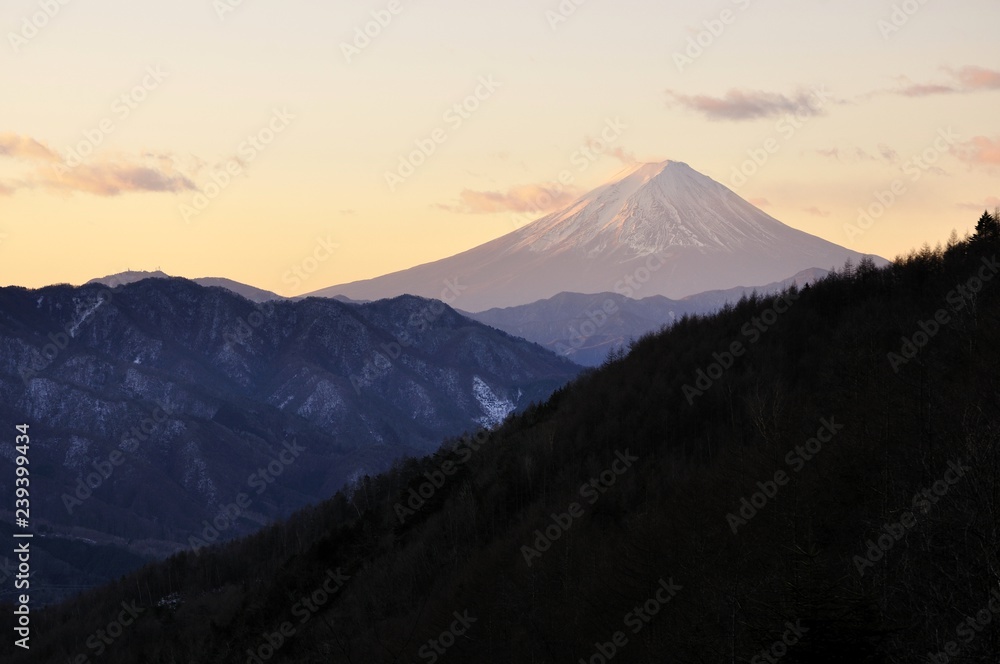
[9,212,1000,663]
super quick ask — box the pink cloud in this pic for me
[0,133,59,162]
[952,65,1000,91]
[38,162,195,196]
[440,183,581,215]
[0,133,195,196]
[802,206,831,217]
[666,88,825,121]
[814,144,898,164]
[889,65,1000,97]
[953,136,1000,167]
[898,83,956,98]
[958,196,1000,210]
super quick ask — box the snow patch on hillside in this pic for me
[472,376,514,428]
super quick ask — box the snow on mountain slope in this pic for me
[307,161,886,311]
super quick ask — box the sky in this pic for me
[2,0,998,296]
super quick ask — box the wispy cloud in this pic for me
[958,196,1000,211]
[955,65,1000,90]
[802,206,831,218]
[39,162,195,196]
[665,88,826,121]
[890,65,1000,97]
[606,146,638,166]
[438,183,581,215]
[814,144,899,164]
[953,136,1000,167]
[0,133,60,162]
[748,197,771,208]
[0,133,195,196]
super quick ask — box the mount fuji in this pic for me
[308,161,886,311]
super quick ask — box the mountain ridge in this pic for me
[0,277,578,603]
[86,271,283,303]
[463,268,829,365]
[306,160,886,310]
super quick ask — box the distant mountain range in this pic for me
[0,278,577,602]
[306,161,885,310]
[20,228,1000,664]
[463,268,828,365]
[87,270,283,303]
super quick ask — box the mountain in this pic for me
[307,161,884,310]
[87,271,283,303]
[677,266,829,311]
[14,226,1000,664]
[464,268,828,365]
[0,278,577,602]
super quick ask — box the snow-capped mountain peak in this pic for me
[511,160,783,257]
[309,160,886,310]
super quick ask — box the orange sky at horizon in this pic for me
[2,0,998,296]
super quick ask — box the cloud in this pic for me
[439,183,582,215]
[665,88,826,121]
[0,133,195,196]
[802,206,831,217]
[748,197,771,208]
[953,65,1000,91]
[0,133,60,162]
[953,136,1000,167]
[38,162,196,196]
[606,146,638,166]
[814,144,898,164]
[878,144,900,163]
[958,196,1000,211]
[898,83,956,98]
[890,65,1000,97]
